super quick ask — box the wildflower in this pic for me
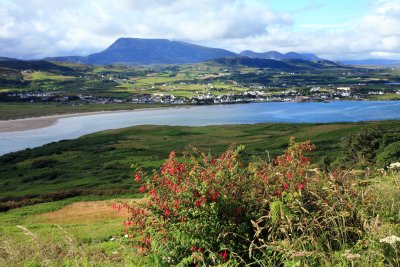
[219,250,228,261]
[211,190,219,202]
[283,183,288,190]
[191,245,195,252]
[135,173,141,182]
[379,235,400,245]
[165,209,171,217]
[139,186,146,193]
[342,251,361,259]
[298,184,304,190]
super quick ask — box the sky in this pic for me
[0,0,399,60]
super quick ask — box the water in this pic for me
[1,101,400,155]
[385,82,400,85]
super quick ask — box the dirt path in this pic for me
[37,199,146,224]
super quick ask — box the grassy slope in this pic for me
[2,121,400,205]
[0,195,144,266]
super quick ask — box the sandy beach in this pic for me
[0,110,133,132]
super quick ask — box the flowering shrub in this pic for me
[114,138,320,265]
[114,138,383,266]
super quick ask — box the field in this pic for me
[2,58,400,111]
[2,120,400,211]
[0,195,147,266]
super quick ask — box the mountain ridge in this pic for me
[44,38,325,66]
[207,56,345,71]
[239,50,320,61]
[47,38,237,65]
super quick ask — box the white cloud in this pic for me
[214,0,400,60]
[0,0,400,60]
[0,0,290,59]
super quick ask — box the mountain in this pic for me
[340,59,400,66]
[208,57,344,71]
[240,50,320,61]
[48,38,237,65]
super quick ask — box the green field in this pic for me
[2,120,400,210]
[2,58,400,107]
[0,195,146,266]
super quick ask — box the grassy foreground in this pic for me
[0,159,398,266]
[0,121,399,265]
[2,120,400,210]
[0,195,146,266]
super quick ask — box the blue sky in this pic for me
[0,0,399,60]
[268,0,368,27]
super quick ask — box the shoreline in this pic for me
[0,107,180,133]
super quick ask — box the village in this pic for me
[3,84,399,105]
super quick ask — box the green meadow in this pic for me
[2,120,400,210]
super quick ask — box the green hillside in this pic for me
[2,120,400,211]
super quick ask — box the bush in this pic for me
[376,141,400,168]
[31,159,58,168]
[117,139,395,266]
[342,124,383,167]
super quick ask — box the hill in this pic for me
[209,56,345,71]
[240,50,320,61]
[48,38,237,65]
[0,59,74,73]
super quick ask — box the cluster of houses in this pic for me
[3,84,399,105]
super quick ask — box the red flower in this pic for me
[135,173,141,182]
[165,209,171,217]
[191,245,195,252]
[283,183,288,190]
[139,186,146,193]
[219,250,228,261]
[211,190,219,202]
[276,190,281,197]
[196,199,202,207]
[298,184,304,190]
